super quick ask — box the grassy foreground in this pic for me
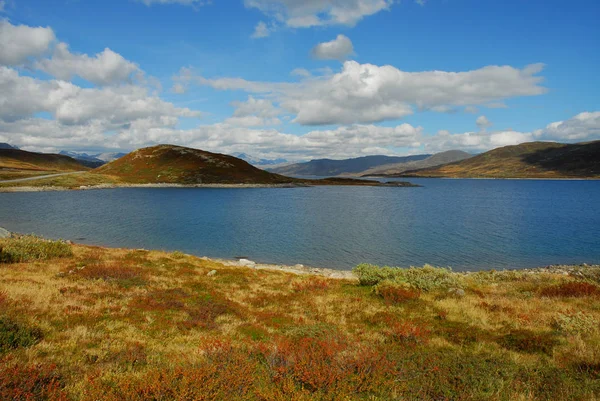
[1,236,599,400]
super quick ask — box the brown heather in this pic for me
[1,236,600,400]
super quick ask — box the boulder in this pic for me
[238,259,256,268]
[207,270,217,277]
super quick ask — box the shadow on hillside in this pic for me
[521,141,600,176]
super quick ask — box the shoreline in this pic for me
[1,227,596,279]
[0,182,311,193]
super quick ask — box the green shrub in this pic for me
[0,236,72,263]
[354,264,459,291]
[0,316,43,354]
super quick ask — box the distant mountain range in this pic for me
[0,143,19,150]
[267,154,433,177]
[232,153,288,167]
[398,140,600,178]
[361,151,473,176]
[59,151,127,168]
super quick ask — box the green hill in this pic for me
[400,141,600,178]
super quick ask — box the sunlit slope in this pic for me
[401,141,600,178]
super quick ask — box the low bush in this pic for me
[552,312,599,335]
[0,316,43,354]
[373,281,420,304]
[354,263,459,291]
[0,236,72,263]
[541,282,600,298]
[499,329,560,354]
[292,277,331,292]
[0,358,67,401]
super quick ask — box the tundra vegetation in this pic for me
[0,236,599,400]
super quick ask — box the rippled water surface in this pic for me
[1,178,599,270]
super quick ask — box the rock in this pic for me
[207,270,217,277]
[0,227,10,238]
[294,264,304,269]
[448,288,465,297]
[238,259,256,268]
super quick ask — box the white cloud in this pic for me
[224,96,281,126]
[35,43,140,86]
[290,68,311,78]
[0,67,199,125]
[311,34,354,61]
[251,21,271,38]
[476,115,492,130]
[244,0,393,28]
[192,60,546,125]
[0,20,55,65]
[533,111,600,141]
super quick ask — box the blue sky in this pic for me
[0,0,599,160]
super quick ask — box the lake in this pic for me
[1,178,599,271]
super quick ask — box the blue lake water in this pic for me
[0,178,599,271]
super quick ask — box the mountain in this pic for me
[59,151,105,168]
[232,153,288,167]
[0,149,89,172]
[361,150,473,176]
[0,143,18,150]
[268,154,431,177]
[95,152,128,162]
[398,141,600,178]
[59,151,128,167]
[95,145,297,184]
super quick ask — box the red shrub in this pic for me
[292,277,331,292]
[376,284,421,304]
[540,282,600,298]
[389,321,431,347]
[0,358,68,401]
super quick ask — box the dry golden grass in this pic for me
[1,237,599,400]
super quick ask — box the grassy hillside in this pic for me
[401,141,600,178]
[268,154,431,177]
[0,149,88,173]
[1,235,599,400]
[361,150,473,177]
[94,145,298,185]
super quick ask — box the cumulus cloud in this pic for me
[0,67,198,125]
[311,34,354,61]
[35,43,141,86]
[476,115,492,130]
[0,20,55,65]
[244,0,393,28]
[190,60,547,125]
[533,111,600,141]
[224,96,281,127]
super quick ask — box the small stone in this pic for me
[294,264,304,269]
[207,270,217,277]
[0,227,10,239]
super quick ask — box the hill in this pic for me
[361,150,473,176]
[0,143,18,150]
[268,154,431,177]
[0,148,89,172]
[94,145,296,184]
[399,141,600,178]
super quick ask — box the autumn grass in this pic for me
[0,172,122,189]
[1,238,599,400]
